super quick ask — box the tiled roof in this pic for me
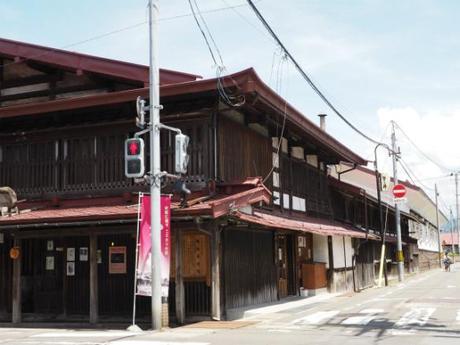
[0,179,271,228]
[232,210,377,239]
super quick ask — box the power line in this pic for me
[187,0,221,66]
[0,1,254,70]
[398,158,434,192]
[220,0,273,43]
[393,121,452,172]
[245,0,386,147]
[187,0,245,107]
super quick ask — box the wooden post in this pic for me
[327,236,334,293]
[0,235,6,315]
[175,229,185,324]
[211,225,221,321]
[62,239,68,318]
[89,233,98,324]
[12,238,21,324]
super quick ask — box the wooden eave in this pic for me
[0,68,367,165]
[0,37,200,85]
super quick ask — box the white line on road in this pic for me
[31,331,139,338]
[109,340,209,345]
[456,310,460,323]
[395,307,436,327]
[291,310,340,325]
[341,309,384,326]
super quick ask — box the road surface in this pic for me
[0,265,459,344]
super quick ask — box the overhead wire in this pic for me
[187,0,245,107]
[245,0,387,147]
[262,53,289,184]
[0,1,254,70]
[393,121,452,172]
[220,0,273,44]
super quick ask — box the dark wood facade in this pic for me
[0,39,386,324]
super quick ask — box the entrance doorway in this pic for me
[277,234,296,298]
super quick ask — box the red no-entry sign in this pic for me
[392,184,407,199]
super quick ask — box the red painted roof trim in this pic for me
[0,37,200,84]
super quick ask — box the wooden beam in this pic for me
[11,238,21,324]
[175,228,185,324]
[89,233,99,324]
[0,73,61,89]
[211,223,221,320]
[0,82,103,103]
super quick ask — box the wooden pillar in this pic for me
[62,238,68,318]
[327,236,335,292]
[175,229,185,324]
[89,233,98,324]
[0,235,6,315]
[12,238,21,324]
[211,225,221,321]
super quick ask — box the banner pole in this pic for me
[130,193,143,329]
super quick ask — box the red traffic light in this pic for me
[125,137,145,178]
[127,140,141,156]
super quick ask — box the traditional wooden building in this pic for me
[331,163,447,279]
[0,38,381,325]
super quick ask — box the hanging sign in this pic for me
[67,248,75,261]
[46,256,55,271]
[79,247,89,262]
[109,246,127,274]
[136,195,171,297]
[66,262,75,276]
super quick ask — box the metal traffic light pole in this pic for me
[148,0,162,331]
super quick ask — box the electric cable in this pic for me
[393,121,452,172]
[187,0,245,107]
[0,1,254,70]
[245,0,386,147]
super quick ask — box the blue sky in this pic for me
[1,0,459,213]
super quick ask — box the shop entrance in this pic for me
[277,234,296,298]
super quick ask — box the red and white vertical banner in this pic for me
[136,195,171,297]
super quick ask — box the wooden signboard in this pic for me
[109,246,127,274]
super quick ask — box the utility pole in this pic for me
[375,144,388,287]
[435,184,441,268]
[391,122,404,282]
[148,0,162,331]
[450,208,456,263]
[456,172,459,255]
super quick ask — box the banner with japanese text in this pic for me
[136,194,171,297]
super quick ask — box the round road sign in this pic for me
[392,184,407,199]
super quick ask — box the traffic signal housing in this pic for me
[125,137,145,178]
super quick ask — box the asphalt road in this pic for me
[1,265,459,345]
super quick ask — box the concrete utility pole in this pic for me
[148,0,162,331]
[435,184,441,268]
[391,122,404,282]
[456,172,460,254]
[450,208,456,262]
